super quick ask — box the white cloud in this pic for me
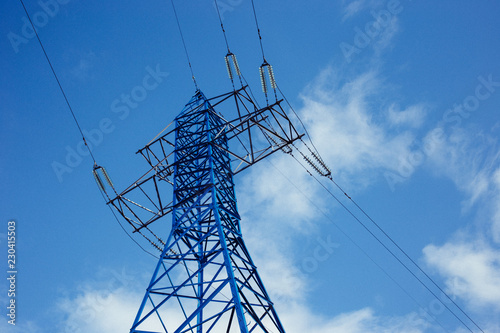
[423,240,500,312]
[297,68,421,188]
[342,0,385,21]
[57,287,140,333]
[491,168,500,243]
[373,15,400,56]
[343,0,368,20]
[387,103,427,128]
[423,126,500,211]
[66,50,98,81]
[239,156,323,234]
[54,281,428,333]
[0,320,41,333]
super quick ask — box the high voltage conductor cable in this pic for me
[214,0,230,52]
[267,158,451,333]
[292,135,483,331]
[289,154,479,333]
[276,82,484,332]
[170,0,198,90]
[96,186,160,259]
[276,84,323,159]
[250,0,266,61]
[18,0,96,165]
[327,176,485,333]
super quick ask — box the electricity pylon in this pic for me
[105,87,302,332]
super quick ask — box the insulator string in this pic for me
[214,0,244,88]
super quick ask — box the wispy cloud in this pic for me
[296,67,423,189]
[0,320,41,333]
[492,168,500,243]
[65,50,98,81]
[279,305,428,333]
[57,287,140,332]
[423,239,500,312]
[387,103,428,128]
[50,61,499,333]
[423,126,500,211]
[417,120,500,326]
[342,0,385,21]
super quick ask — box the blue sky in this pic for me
[1,0,500,332]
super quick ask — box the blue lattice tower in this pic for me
[106,88,302,332]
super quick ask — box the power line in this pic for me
[282,98,484,331]
[266,158,451,332]
[289,153,478,333]
[213,0,230,52]
[18,0,96,165]
[18,0,160,260]
[224,1,484,330]
[250,0,266,61]
[169,0,198,90]
[328,176,485,333]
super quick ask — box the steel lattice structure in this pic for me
[106,87,303,332]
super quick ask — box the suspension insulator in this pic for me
[267,64,277,89]
[225,55,233,80]
[231,54,241,76]
[303,154,327,177]
[267,133,292,154]
[311,151,331,176]
[93,165,115,193]
[259,65,267,94]
[93,169,105,192]
[101,166,114,186]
